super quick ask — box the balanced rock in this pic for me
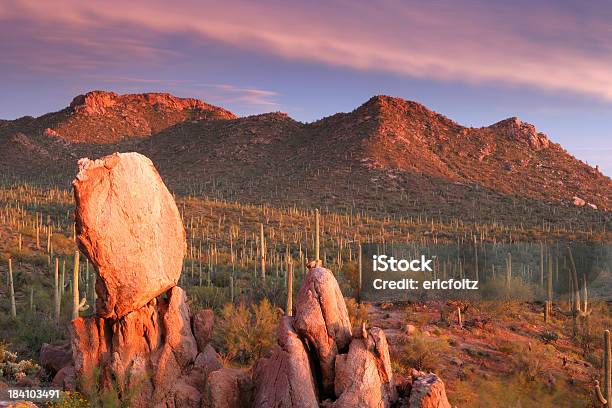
[293,266,352,395]
[71,286,198,408]
[73,152,186,318]
[333,327,397,407]
[253,317,319,408]
[408,373,451,408]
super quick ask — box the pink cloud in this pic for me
[3,0,612,100]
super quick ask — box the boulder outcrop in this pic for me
[407,373,451,408]
[293,266,352,395]
[67,151,452,408]
[333,327,397,407]
[73,152,186,318]
[252,317,319,408]
[202,368,253,408]
[39,343,72,375]
[71,287,198,407]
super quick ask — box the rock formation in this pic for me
[333,327,397,407]
[252,317,319,408]
[408,373,452,408]
[68,152,224,407]
[490,117,550,150]
[73,152,186,318]
[293,266,352,395]
[64,151,451,407]
[253,264,451,408]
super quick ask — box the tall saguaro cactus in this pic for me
[260,223,266,281]
[315,209,320,262]
[54,258,60,324]
[357,242,362,303]
[8,259,16,319]
[595,330,611,407]
[286,258,293,316]
[545,254,553,322]
[72,251,80,320]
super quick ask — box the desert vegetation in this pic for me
[0,178,609,407]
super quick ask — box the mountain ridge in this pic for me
[0,91,609,221]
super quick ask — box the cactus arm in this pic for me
[595,380,608,405]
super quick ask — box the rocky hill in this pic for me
[0,92,609,225]
[0,90,235,144]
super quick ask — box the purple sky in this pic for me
[1,0,611,174]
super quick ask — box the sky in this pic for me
[1,0,611,174]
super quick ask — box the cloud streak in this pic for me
[2,0,612,100]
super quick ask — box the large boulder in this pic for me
[52,365,76,391]
[192,309,215,352]
[333,328,397,407]
[202,368,253,408]
[73,152,186,318]
[293,267,352,396]
[408,373,451,408]
[71,286,198,408]
[39,343,72,374]
[253,317,319,408]
[186,344,223,390]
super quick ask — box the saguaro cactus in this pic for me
[457,306,463,329]
[54,258,60,324]
[357,242,362,303]
[567,246,581,314]
[315,209,320,262]
[8,259,16,319]
[595,329,611,407]
[545,254,553,322]
[260,223,266,281]
[286,258,293,316]
[72,251,80,319]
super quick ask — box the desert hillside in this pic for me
[0,92,610,228]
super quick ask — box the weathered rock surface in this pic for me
[202,368,253,408]
[333,328,397,408]
[73,152,186,318]
[408,373,451,408]
[71,286,198,408]
[293,266,352,395]
[173,379,201,408]
[192,309,215,352]
[39,343,72,374]
[51,365,76,391]
[253,317,319,408]
[491,117,550,150]
[573,196,586,206]
[186,344,223,390]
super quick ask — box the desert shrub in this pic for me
[479,277,535,303]
[345,297,368,328]
[212,299,280,365]
[3,311,65,359]
[401,331,451,371]
[508,342,557,382]
[450,372,591,407]
[340,261,358,295]
[47,392,90,408]
[187,285,229,312]
[0,342,39,381]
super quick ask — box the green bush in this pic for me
[345,297,368,328]
[401,331,451,371]
[212,299,280,365]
